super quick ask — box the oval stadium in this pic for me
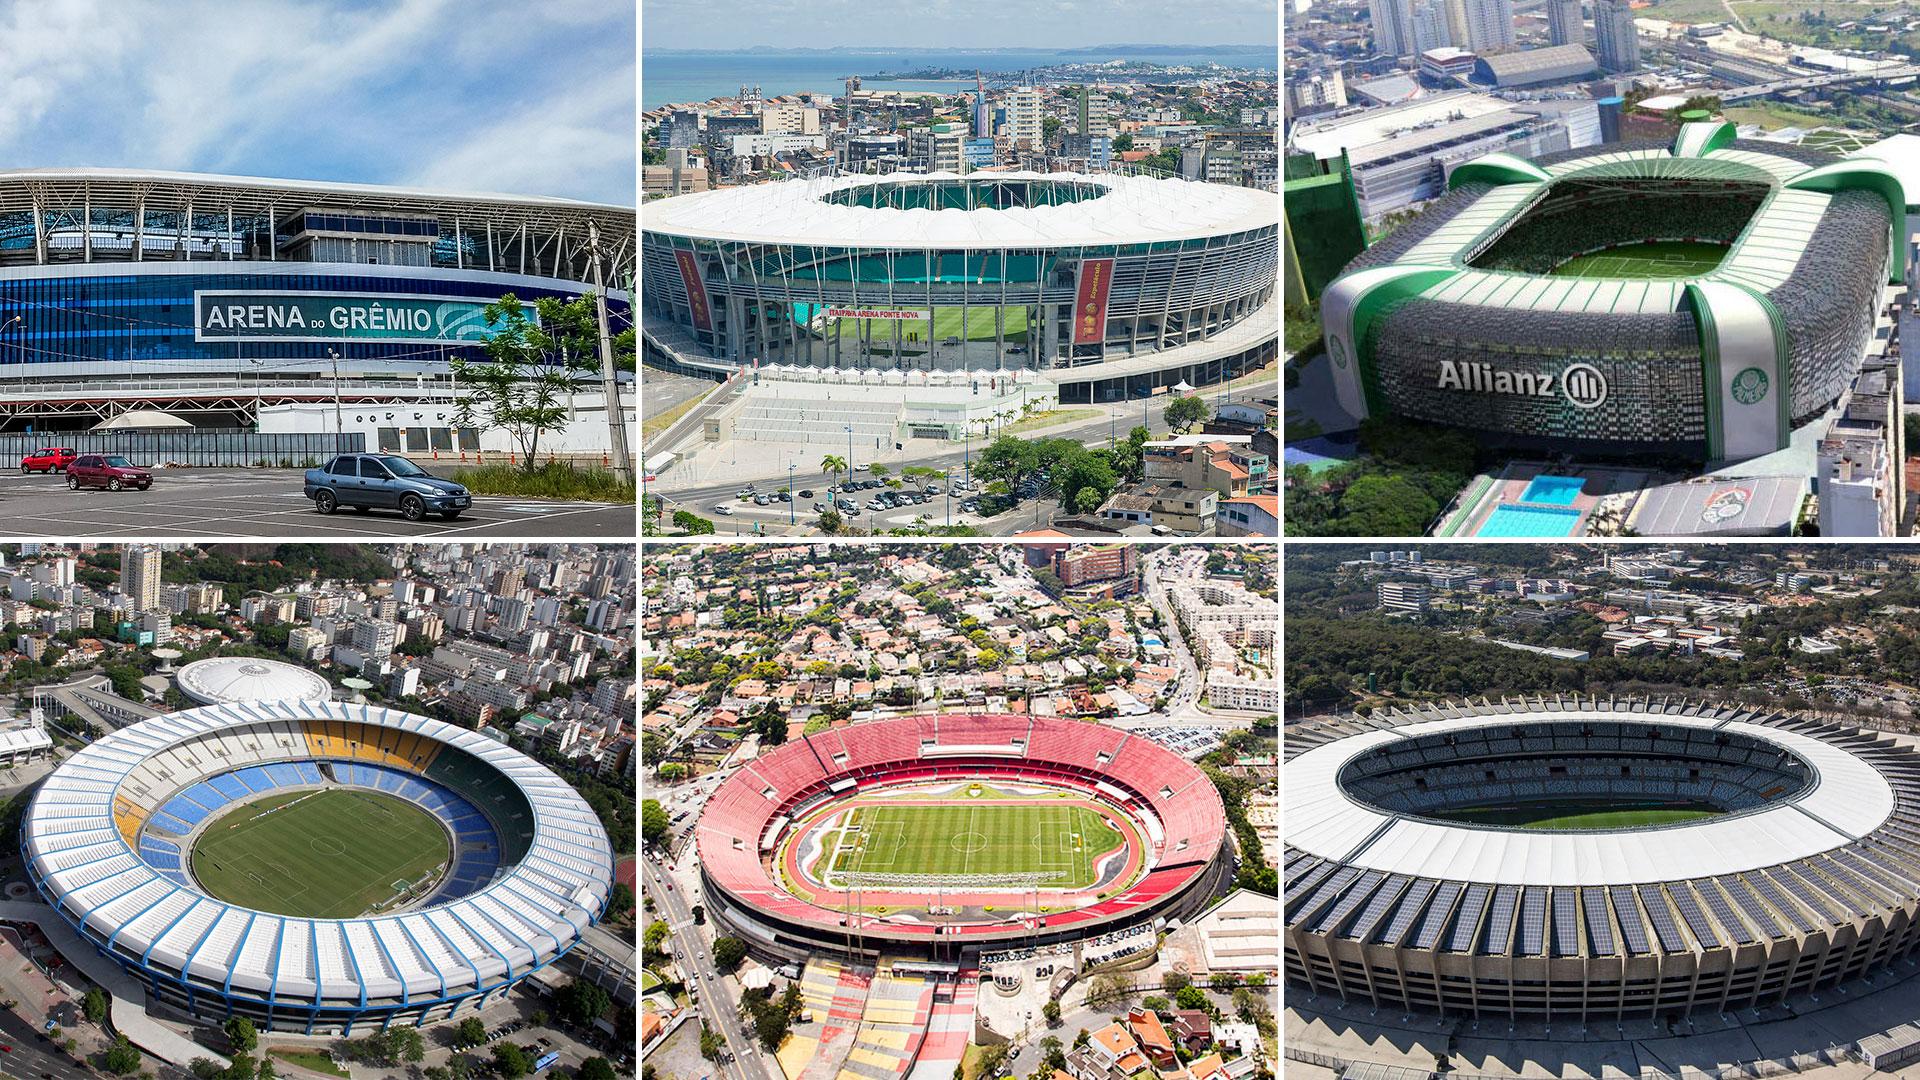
[1321,121,1906,461]
[0,168,632,440]
[1283,698,1920,1020]
[640,170,1278,405]
[694,714,1230,963]
[21,700,615,1033]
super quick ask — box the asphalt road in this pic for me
[640,854,774,1080]
[0,470,633,538]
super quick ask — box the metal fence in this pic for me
[0,432,364,468]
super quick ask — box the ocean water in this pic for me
[642,48,1275,110]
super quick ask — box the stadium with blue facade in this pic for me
[20,700,614,1033]
[0,168,633,436]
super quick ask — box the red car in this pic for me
[66,454,152,492]
[20,447,76,473]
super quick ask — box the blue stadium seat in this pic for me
[265,763,304,787]
[207,774,250,801]
[295,762,324,785]
[235,767,276,793]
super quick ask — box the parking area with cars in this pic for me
[0,468,632,537]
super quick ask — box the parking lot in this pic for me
[0,469,633,537]
[705,470,990,526]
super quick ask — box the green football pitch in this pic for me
[1551,241,1729,280]
[826,801,1124,887]
[190,788,450,918]
[1433,801,1724,830]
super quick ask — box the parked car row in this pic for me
[16,447,153,491]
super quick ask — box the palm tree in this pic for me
[821,454,847,487]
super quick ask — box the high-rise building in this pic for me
[1546,0,1583,44]
[1455,0,1516,51]
[1412,0,1455,52]
[1370,0,1416,57]
[1288,68,1347,114]
[1593,0,1640,71]
[120,546,161,613]
[973,71,991,137]
[1005,86,1044,148]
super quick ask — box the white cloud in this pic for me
[0,0,635,203]
[404,64,636,205]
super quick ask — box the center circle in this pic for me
[1336,720,1814,832]
[950,830,990,853]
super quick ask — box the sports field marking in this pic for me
[191,787,450,918]
[1550,241,1729,280]
[819,800,1126,889]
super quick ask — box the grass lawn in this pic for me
[642,385,716,439]
[1552,240,1729,280]
[444,462,636,503]
[823,798,1124,888]
[270,1049,351,1078]
[1723,103,1841,132]
[192,788,449,918]
[997,408,1103,436]
[1434,801,1725,830]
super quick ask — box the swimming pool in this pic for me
[1477,504,1585,538]
[1519,474,1586,506]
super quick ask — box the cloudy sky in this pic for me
[0,0,635,205]
[641,0,1279,50]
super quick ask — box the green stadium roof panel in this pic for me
[1448,153,1553,191]
[1673,120,1739,158]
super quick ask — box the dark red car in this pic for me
[66,454,152,492]
[20,447,76,473]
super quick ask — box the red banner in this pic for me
[1073,257,1113,345]
[674,249,712,333]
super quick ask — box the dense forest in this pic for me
[1285,545,1920,716]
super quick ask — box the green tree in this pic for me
[223,1055,257,1080]
[554,979,613,1027]
[82,986,109,1024]
[257,1056,277,1080]
[452,292,622,470]
[455,1016,488,1048]
[1163,395,1208,433]
[1173,984,1210,1012]
[1042,115,1063,144]
[103,1037,143,1076]
[700,1026,723,1062]
[578,1058,618,1080]
[819,508,844,534]
[190,1059,224,1080]
[821,454,848,486]
[1112,133,1134,152]
[608,882,635,916]
[1334,474,1439,535]
[712,935,748,973]
[492,1042,534,1080]
[641,799,669,845]
[754,1001,791,1052]
[1043,999,1062,1027]
[224,1016,258,1053]
[671,510,716,535]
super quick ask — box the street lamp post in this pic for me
[788,462,797,526]
[845,424,854,476]
[327,348,346,451]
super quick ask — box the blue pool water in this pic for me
[1519,474,1586,506]
[1478,505,1585,537]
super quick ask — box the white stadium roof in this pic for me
[1285,710,1897,886]
[22,700,612,1006]
[640,170,1279,249]
[175,658,333,707]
